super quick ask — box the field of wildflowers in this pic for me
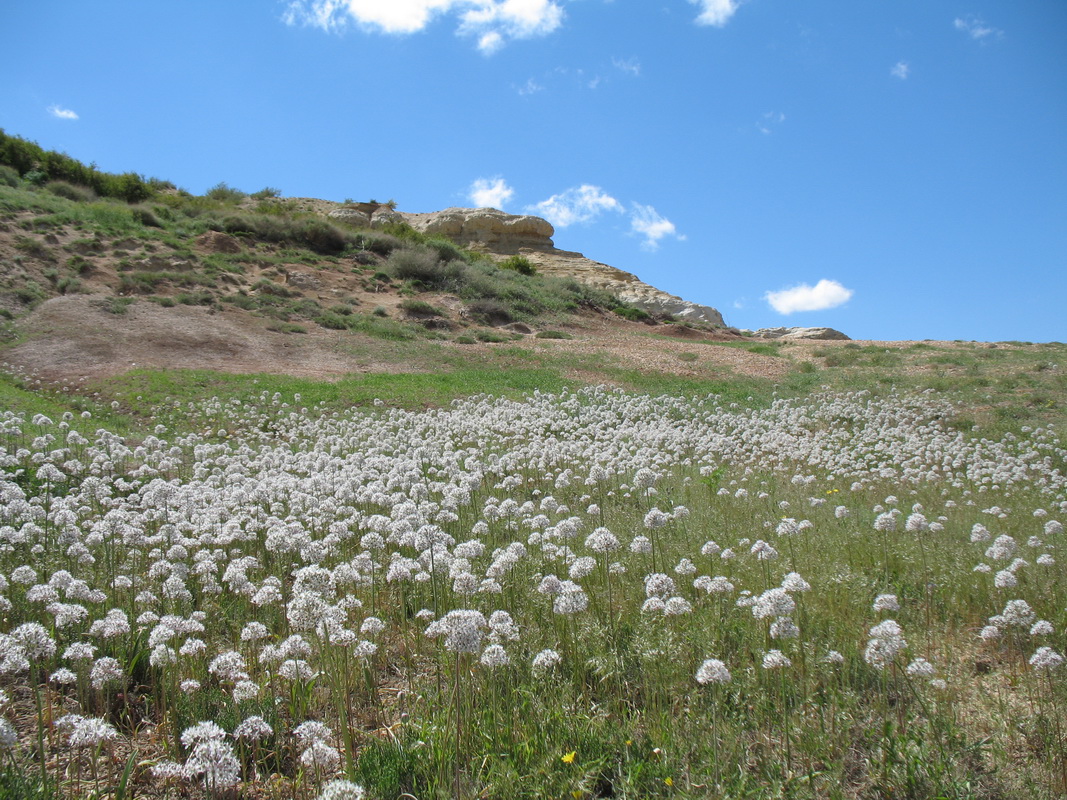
[0,382,1064,798]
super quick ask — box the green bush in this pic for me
[535,330,573,340]
[466,298,513,326]
[500,254,536,275]
[615,306,652,322]
[0,164,19,187]
[130,204,163,227]
[205,182,246,203]
[250,187,281,200]
[399,298,445,317]
[44,180,95,202]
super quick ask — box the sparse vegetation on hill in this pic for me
[0,131,662,344]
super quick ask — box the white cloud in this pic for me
[48,105,78,120]
[283,0,564,52]
[954,15,1002,41]
[690,0,741,27]
[529,185,623,228]
[890,61,909,80]
[757,111,785,135]
[630,203,683,250]
[764,279,854,314]
[469,176,514,209]
[516,77,544,95]
[612,56,641,77]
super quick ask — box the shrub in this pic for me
[205,182,246,203]
[250,187,282,200]
[474,329,512,343]
[535,330,572,340]
[316,312,349,330]
[466,299,513,326]
[387,248,444,285]
[130,205,163,228]
[0,164,19,187]
[44,180,95,202]
[615,306,652,323]
[500,255,536,276]
[399,298,445,317]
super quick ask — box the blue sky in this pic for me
[2,1,1065,342]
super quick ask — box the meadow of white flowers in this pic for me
[0,385,1063,798]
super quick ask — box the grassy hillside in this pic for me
[1,131,1066,800]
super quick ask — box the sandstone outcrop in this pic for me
[752,327,850,341]
[395,207,726,326]
[401,207,555,251]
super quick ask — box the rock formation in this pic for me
[392,206,726,326]
[751,327,850,341]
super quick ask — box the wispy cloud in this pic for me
[690,0,742,27]
[757,111,785,135]
[890,61,909,80]
[765,279,853,314]
[516,77,545,96]
[528,185,623,228]
[48,105,79,121]
[283,0,565,53]
[954,15,1002,42]
[630,203,683,250]
[611,56,641,77]
[469,176,514,209]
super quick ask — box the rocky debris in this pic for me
[195,231,242,254]
[286,271,322,290]
[752,326,850,341]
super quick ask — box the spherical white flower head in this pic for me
[776,518,798,537]
[873,594,900,612]
[181,721,226,749]
[317,779,367,800]
[234,716,273,741]
[762,650,792,670]
[68,716,119,749]
[532,648,562,674]
[480,644,510,668]
[905,657,936,678]
[674,558,697,576]
[1030,620,1054,636]
[643,508,670,529]
[186,738,240,790]
[750,540,778,561]
[999,599,1036,629]
[1029,646,1065,671]
[585,528,619,553]
[11,623,56,660]
[425,609,488,653]
[781,572,811,593]
[644,573,676,599]
[89,656,123,690]
[873,513,897,532]
[979,625,1002,641]
[824,650,845,665]
[301,740,341,773]
[700,540,721,556]
[696,658,731,684]
[663,597,692,616]
[770,617,800,639]
[864,620,907,670]
[752,587,796,620]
